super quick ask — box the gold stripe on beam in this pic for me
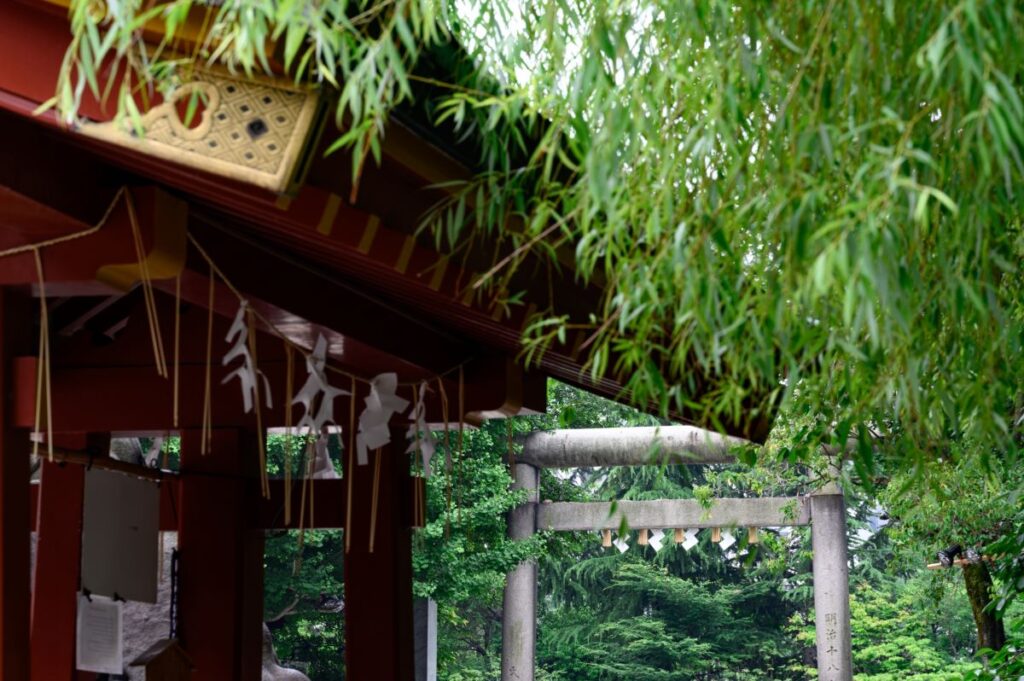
[357,215,380,254]
[317,193,342,235]
[394,236,416,274]
[428,256,449,291]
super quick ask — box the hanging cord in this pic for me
[457,365,465,527]
[411,383,423,529]
[283,342,294,526]
[0,187,126,259]
[345,376,356,554]
[294,436,312,575]
[124,189,168,378]
[309,434,316,531]
[369,447,382,553]
[437,376,452,540]
[172,273,181,429]
[246,307,270,498]
[201,264,214,455]
[31,248,53,460]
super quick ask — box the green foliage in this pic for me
[62,3,1024,471]
[849,583,977,680]
[972,503,1024,680]
[788,580,979,681]
[264,529,346,679]
[261,434,345,678]
[62,9,1024,671]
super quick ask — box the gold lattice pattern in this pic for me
[82,69,321,193]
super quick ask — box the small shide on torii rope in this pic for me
[607,527,742,554]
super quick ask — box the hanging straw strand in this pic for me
[284,342,294,526]
[173,273,181,429]
[437,376,452,539]
[457,365,465,526]
[246,307,270,498]
[31,248,53,460]
[345,376,356,554]
[125,190,168,378]
[0,187,126,259]
[201,264,214,454]
[369,447,382,553]
[294,437,312,575]
[412,383,423,529]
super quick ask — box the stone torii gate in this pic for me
[502,426,853,681]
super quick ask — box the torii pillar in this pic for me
[501,463,538,681]
[810,480,853,681]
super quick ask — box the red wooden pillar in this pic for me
[30,461,85,680]
[344,430,414,681]
[177,429,264,680]
[30,433,108,681]
[0,288,31,681]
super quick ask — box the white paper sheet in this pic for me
[719,531,737,551]
[293,335,349,438]
[613,536,630,553]
[76,594,123,675]
[356,373,409,465]
[222,301,272,413]
[81,469,160,602]
[681,528,700,551]
[648,529,665,552]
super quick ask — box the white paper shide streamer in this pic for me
[356,373,409,465]
[648,529,665,552]
[681,528,700,551]
[406,381,436,477]
[292,335,349,461]
[613,534,630,554]
[222,301,272,413]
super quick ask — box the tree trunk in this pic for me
[962,561,1005,653]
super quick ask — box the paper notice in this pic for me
[76,593,123,675]
[81,468,160,602]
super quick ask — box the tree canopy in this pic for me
[59,0,1024,474]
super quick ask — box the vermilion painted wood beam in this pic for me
[344,430,415,681]
[180,223,471,375]
[0,288,32,681]
[176,430,263,681]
